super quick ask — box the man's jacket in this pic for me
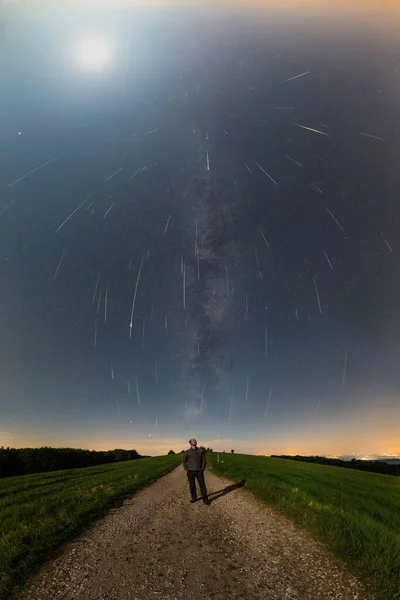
[182,447,206,471]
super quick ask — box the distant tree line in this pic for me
[271,454,400,476]
[173,447,214,454]
[0,446,148,478]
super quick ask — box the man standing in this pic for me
[182,439,210,505]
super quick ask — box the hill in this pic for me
[0,446,147,478]
[270,454,400,475]
[0,453,181,600]
[207,452,399,600]
[1,452,398,600]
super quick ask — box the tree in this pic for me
[168,450,175,455]
[231,449,234,454]
[0,446,143,478]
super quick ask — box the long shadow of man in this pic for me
[207,480,246,504]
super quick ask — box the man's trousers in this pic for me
[186,469,208,501]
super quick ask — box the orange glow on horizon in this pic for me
[5,0,400,19]
[4,433,398,459]
[3,397,398,457]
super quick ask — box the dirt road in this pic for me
[18,466,373,600]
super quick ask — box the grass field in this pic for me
[207,453,399,600]
[1,453,398,600]
[0,454,181,600]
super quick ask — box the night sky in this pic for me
[1,1,399,458]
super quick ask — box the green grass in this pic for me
[207,453,400,600]
[1,452,398,600]
[0,454,181,600]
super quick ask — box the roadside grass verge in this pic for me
[207,453,399,600]
[0,454,181,600]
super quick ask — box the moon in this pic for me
[73,36,112,70]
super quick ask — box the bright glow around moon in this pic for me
[74,37,112,70]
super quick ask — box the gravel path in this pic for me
[18,466,374,600]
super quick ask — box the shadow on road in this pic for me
[207,480,246,504]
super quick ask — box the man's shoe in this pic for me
[190,498,197,503]
[203,499,210,505]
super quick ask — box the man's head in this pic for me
[189,438,197,448]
